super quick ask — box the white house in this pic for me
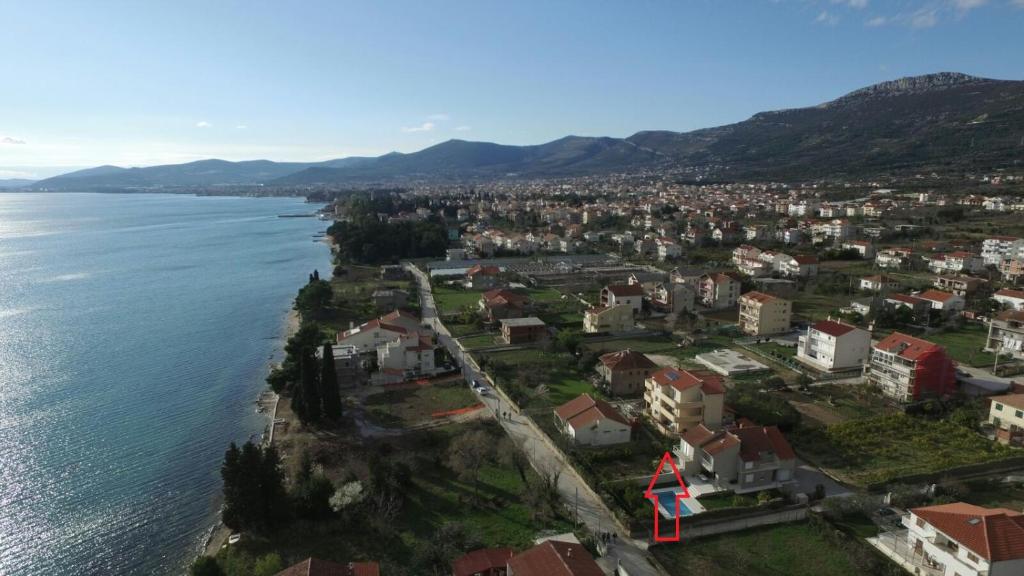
[928,251,985,275]
[916,289,965,314]
[860,274,901,292]
[993,288,1024,311]
[841,240,875,259]
[777,254,818,278]
[337,310,424,354]
[982,236,1024,265]
[377,333,437,378]
[890,502,1024,576]
[553,394,632,447]
[796,319,871,372]
[600,283,644,316]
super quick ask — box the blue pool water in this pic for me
[0,193,332,575]
[655,490,694,518]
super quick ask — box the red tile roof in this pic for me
[466,264,500,277]
[732,425,796,462]
[274,558,380,576]
[451,548,514,576]
[599,349,657,372]
[911,503,1024,562]
[554,393,630,428]
[996,288,1024,300]
[506,541,604,576]
[811,320,858,338]
[741,290,781,304]
[604,283,644,297]
[917,289,958,303]
[650,368,725,395]
[874,332,944,361]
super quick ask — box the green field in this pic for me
[793,414,1018,486]
[481,348,597,408]
[459,333,502,349]
[652,522,864,576]
[433,286,484,314]
[925,323,997,367]
[364,381,479,428]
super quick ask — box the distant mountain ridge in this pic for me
[28,72,1024,190]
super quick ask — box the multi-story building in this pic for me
[893,503,1024,576]
[993,288,1024,311]
[982,236,1024,265]
[796,320,870,372]
[597,349,658,397]
[337,310,424,354]
[377,333,437,379]
[860,274,901,292]
[988,393,1024,446]
[600,283,644,316]
[928,251,985,275]
[644,367,725,437]
[738,291,792,336]
[933,275,985,296]
[985,310,1024,360]
[916,289,965,314]
[841,240,875,259]
[582,303,633,334]
[777,254,818,278]
[697,272,741,310]
[677,424,796,494]
[865,332,958,403]
[876,247,913,270]
[499,317,547,345]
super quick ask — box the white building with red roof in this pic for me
[796,319,871,372]
[599,283,644,316]
[644,367,726,436]
[337,309,424,354]
[874,502,1024,576]
[928,251,985,275]
[916,289,966,313]
[993,288,1024,311]
[553,393,632,447]
[677,423,797,494]
[506,540,604,576]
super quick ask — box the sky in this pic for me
[1,0,1022,179]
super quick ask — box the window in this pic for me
[967,552,978,563]
[1017,410,1024,419]
[744,474,753,483]
[916,518,925,528]
[996,403,1004,411]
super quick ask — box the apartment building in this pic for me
[644,367,725,436]
[933,275,984,296]
[698,272,741,310]
[985,309,1024,360]
[982,236,1024,265]
[876,247,913,269]
[596,349,658,396]
[988,393,1024,446]
[738,291,792,336]
[600,283,644,316]
[796,319,870,372]
[583,303,633,334]
[927,251,985,275]
[865,332,958,403]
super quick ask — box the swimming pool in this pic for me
[654,490,694,518]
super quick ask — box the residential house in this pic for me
[841,240,875,259]
[796,320,871,372]
[452,548,514,576]
[377,332,436,379]
[933,275,985,296]
[677,424,797,494]
[884,293,932,319]
[274,557,379,576]
[554,394,632,446]
[999,258,1024,283]
[582,304,633,334]
[898,503,1024,576]
[499,317,547,345]
[656,237,682,261]
[860,274,901,293]
[989,393,1024,446]
[993,288,1024,311]
[916,289,965,314]
[876,247,913,270]
[928,251,985,275]
[697,272,741,310]
[316,344,365,388]
[986,310,1024,360]
[597,349,658,396]
[371,288,409,310]
[465,264,502,289]
[777,254,818,278]
[865,332,958,403]
[738,291,792,336]
[506,540,604,576]
[982,236,1023,265]
[600,283,644,316]
[479,289,530,322]
[644,367,726,436]
[650,282,695,314]
[338,310,424,354]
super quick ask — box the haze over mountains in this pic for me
[28,72,1024,191]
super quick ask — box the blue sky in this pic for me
[1,0,1022,178]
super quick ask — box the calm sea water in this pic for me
[0,193,332,575]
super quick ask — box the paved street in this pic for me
[405,263,666,576]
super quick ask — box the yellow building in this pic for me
[738,291,792,336]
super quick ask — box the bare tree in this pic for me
[446,429,493,501]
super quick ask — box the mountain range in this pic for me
[28,72,1024,190]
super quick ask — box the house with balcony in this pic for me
[916,289,965,315]
[796,319,870,372]
[841,240,875,259]
[337,310,425,354]
[927,251,985,275]
[933,275,984,296]
[982,235,1024,265]
[676,423,797,494]
[600,283,644,316]
[985,310,1024,360]
[697,272,741,310]
[644,368,725,437]
[553,393,632,447]
[464,264,502,289]
[777,254,819,278]
[738,291,792,336]
[582,304,633,334]
[865,332,958,403]
[377,333,437,380]
[876,503,1024,576]
[860,274,901,293]
[650,282,694,314]
[478,289,530,323]
[993,288,1024,311]
[876,247,913,270]
[597,349,658,396]
[499,317,547,345]
[988,393,1024,446]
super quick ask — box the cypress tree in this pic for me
[299,352,321,424]
[237,441,264,529]
[220,443,242,530]
[312,269,320,281]
[259,445,289,529]
[319,343,342,419]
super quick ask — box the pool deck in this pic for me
[653,487,706,518]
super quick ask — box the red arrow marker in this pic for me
[644,451,690,542]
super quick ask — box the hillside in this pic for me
[29,72,1024,189]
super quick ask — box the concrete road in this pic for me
[404,263,666,576]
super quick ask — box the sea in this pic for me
[0,192,333,575]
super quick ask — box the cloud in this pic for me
[1,136,27,145]
[195,121,211,128]
[401,122,435,133]
[952,0,987,10]
[235,124,248,129]
[426,113,450,121]
[832,0,868,8]
[454,125,471,132]
[865,15,888,25]
[910,8,939,28]
[1013,0,1024,7]
[815,10,840,24]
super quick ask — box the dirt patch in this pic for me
[790,400,846,426]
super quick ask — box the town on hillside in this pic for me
[201,180,1024,576]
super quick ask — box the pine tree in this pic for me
[298,352,321,424]
[220,443,243,530]
[319,343,342,419]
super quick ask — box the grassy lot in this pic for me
[785,384,896,426]
[924,323,996,367]
[792,292,849,323]
[652,522,864,576]
[363,381,480,428]
[433,285,484,314]
[459,333,501,349]
[962,480,1024,510]
[481,348,597,409]
[793,414,1018,487]
[320,266,411,336]
[754,341,796,358]
[582,335,678,355]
